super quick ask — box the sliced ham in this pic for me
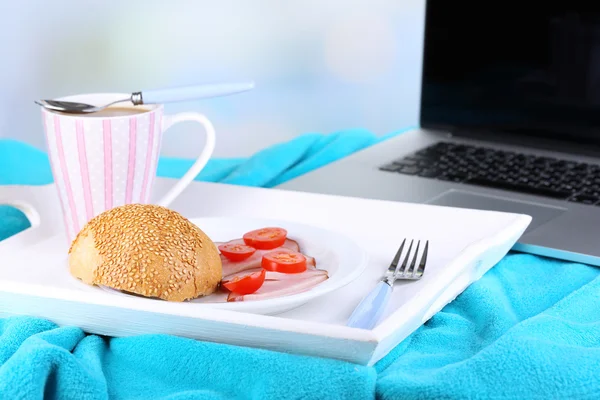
[217,238,314,277]
[265,268,325,281]
[224,267,326,282]
[228,272,328,302]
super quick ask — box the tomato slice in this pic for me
[218,243,256,261]
[221,270,266,295]
[261,250,307,273]
[243,227,287,250]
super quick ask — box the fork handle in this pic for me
[347,281,392,329]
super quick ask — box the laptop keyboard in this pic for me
[379,142,600,205]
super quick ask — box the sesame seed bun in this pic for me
[68,204,222,302]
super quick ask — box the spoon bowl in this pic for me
[34,98,130,114]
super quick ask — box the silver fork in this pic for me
[347,239,429,329]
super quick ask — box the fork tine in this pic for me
[394,239,414,278]
[415,240,429,277]
[387,239,406,276]
[407,240,421,277]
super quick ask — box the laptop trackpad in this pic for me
[427,190,566,233]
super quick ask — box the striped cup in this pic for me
[40,93,215,243]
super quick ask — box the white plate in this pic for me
[84,217,369,315]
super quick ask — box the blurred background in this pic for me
[0,0,425,158]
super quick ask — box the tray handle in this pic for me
[0,185,58,249]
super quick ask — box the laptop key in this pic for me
[559,184,577,193]
[379,163,400,172]
[398,166,420,175]
[393,159,418,166]
[449,175,466,182]
[418,169,441,178]
[581,189,600,197]
[568,194,599,205]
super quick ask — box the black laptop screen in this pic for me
[420,1,600,145]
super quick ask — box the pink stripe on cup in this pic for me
[76,120,94,221]
[54,115,80,236]
[140,112,155,204]
[125,117,137,203]
[103,120,113,210]
[43,113,71,240]
[146,110,164,202]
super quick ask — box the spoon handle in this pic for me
[140,81,254,104]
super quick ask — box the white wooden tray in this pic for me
[0,180,530,366]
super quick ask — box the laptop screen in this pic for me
[420,1,600,146]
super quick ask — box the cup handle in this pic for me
[156,112,216,207]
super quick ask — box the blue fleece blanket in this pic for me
[1,133,600,399]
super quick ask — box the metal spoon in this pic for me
[35,81,254,114]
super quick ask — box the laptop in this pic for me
[278,1,600,266]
